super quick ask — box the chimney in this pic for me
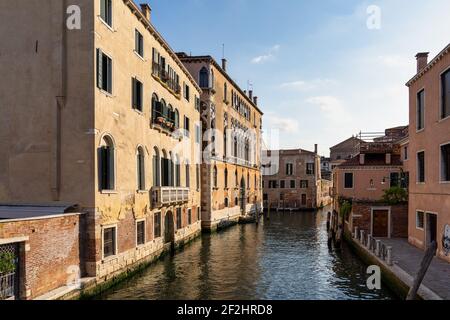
[359,154,365,165]
[416,52,429,73]
[140,3,152,21]
[386,153,391,165]
[314,144,318,154]
[249,90,253,100]
[222,58,227,72]
[253,96,258,105]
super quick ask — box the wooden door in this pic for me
[373,210,389,237]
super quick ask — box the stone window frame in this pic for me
[416,88,426,133]
[440,66,450,121]
[416,210,425,230]
[135,219,146,247]
[416,150,426,184]
[439,141,450,183]
[101,224,118,261]
[343,172,354,189]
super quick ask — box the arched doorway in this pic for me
[164,211,175,244]
[240,177,246,215]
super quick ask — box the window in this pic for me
[98,135,115,191]
[175,156,181,187]
[404,146,408,160]
[417,89,425,130]
[196,165,200,190]
[280,180,285,189]
[97,49,112,94]
[137,147,145,190]
[441,143,450,181]
[441,69,450,119]
[185,163,190,188]
[263,194,268,201]
[176,208,182,230]
[199,67,209,88]
[224,168,228,188]
[136,221,145,246]
[269,180,278,189]
[290,180,296,189]
[417,151,425,183]
[213,166,218,188]
[188,209,192,225]
[224,83,228,102]
[390,172,400,188]
[161,152,170,187]
[153,147,160,187]
[306,163,315,175]
[280,193,284,201]
[197,207,201,221]
[195,124,201,144]
[344,172,354,189]
[235,170,238,186]
[103,227,116,258]
[300,180,308,189]
[286,163,294,176]
[132,78,143,111]
[100,0,112,27]
[135,29,144,57]
[416,211,424,229]
[154,213,161,238]
[184,116,190,137]
[184,83,190,101]
[301,194,307,206]
[195,96,201,111]
[235,197,238,206]
[174,109,180,129]
[224,198,229,207]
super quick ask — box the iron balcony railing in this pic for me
[151,187,190,207]
[152,63,181,94]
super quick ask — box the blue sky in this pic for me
[145,0,450,156]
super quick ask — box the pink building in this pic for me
[406,45,450,262]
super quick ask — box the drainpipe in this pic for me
[50,0,67,201]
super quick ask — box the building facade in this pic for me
[406,46,450,262]
[263,148,322,210]
[177,54,264,232]
[330,137,361,170]
[0,0,203,297]
[333,128,408,239]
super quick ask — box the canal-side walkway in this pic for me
[349,235,450,300]
[379,238,450,300]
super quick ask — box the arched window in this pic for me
[235,197,238,206]
[224,126,228,158]
[175,154,181,187]
[137,146,145,190]
[224,197,229,208]
[153,147,160,187]
[224,168,228,188]
[169,152,174,187]
[233,136,238,158]
[213,166,218,188]
[98,135,115,191]
[161,150,170,187]
[174,109,180,128]
[247,172,250,189]
[161,99,168,118]
[235,170,238,187]
[199,67,209,88]
[185,161,190,188]
[152,94,160,122]
[254,174,257,190]
[168,104,174,127]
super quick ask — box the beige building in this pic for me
[0,0,203,294]
[406,46,450,262]
[177,54,264,231]
[263,148,322,210]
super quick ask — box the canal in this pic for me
[97,208,396,300]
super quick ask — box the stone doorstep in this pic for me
[33,277,96,301]
[352,238,443,300]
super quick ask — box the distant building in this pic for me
[263,146,323,210]
[321,157,332,180]
[406,45,450,262]
[333,128,409,239]
[330,137,361,170]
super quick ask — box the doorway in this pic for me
[164,211,175,244]
[372,209,390,238]
[426,213,438,248]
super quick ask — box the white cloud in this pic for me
[306,96,352,124]
[251,45,280,64]
[264,112,299,133]
[280,79,336,91]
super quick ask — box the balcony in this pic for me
[152,63,181,96]
[151,187,190,207]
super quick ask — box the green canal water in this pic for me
[96,208,396,300]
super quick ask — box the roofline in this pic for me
[406,43,450,87]
[330,137,362,150]
[124,0,202,94]
[177,55,264,115]
[266,148,318,155]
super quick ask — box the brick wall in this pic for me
[0,213,83,299]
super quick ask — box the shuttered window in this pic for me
[176,208,182,230]
[417,151,425,183]
[97,49,112,94]
[417,89,425,130]
[103,227,116,258]
[135,30,144,57]
[100,0,112,27]
[154,213,161,238]
[132,78,143,112]
[136,221,145,246]
[441,144,450,181]
[98,145,115,191]
[442,69,450,119]
[137,148,145,190]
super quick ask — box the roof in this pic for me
[124,1,202,94]
[406,43,450,87]
[268,148,317,156]
[176,54,264,115]
[0,203,80,220]
[337,154,402,168]
[330,137,362,150]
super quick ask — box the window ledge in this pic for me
[416,128,425,134]
[137,190,148,194]
[102,255,118,264]
[416,182,426,185]
[439,181,450,184]
[439,115,450,123]
[133,50,145,61]
[133,108,144,116]
[98,16,115,33]
[100,190,118,195]
[98,88,114,98]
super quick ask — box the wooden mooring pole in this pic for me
[406,241,437,300]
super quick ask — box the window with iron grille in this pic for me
[136,221,145,246]
[103,227,116,258]
[176,208,182,230]
[154,213,161,238]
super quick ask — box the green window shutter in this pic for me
[100,0,106,20]
[132,78,136,109]
[97,49,103,89]
[106,57,112,93]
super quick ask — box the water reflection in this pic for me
[97,208,395,300]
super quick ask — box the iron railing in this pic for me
[151,187,189,207]
[0,243,18,300]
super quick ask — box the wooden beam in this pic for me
[406,241,437,300]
